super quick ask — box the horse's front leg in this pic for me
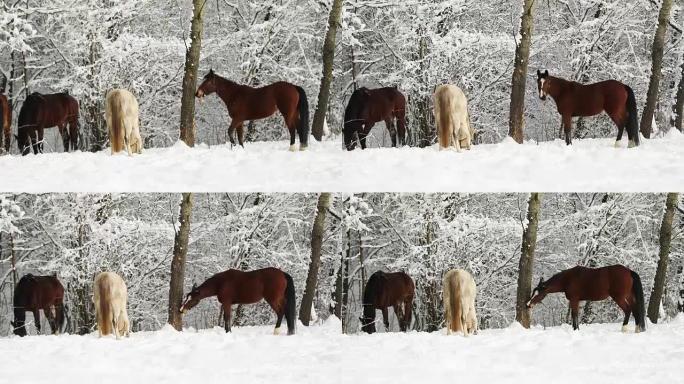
[33,309,41,334]
[44,306,57,334]
[385,119,397,147]
[236,123,245,148]
[228,120,241,148]
[393,303,405,332]
[381,307,389,331]
[59,124,70,152]
[358,131,368,150]
[223,303,232,333]
[570,300,580,330]
[563,115,573,146]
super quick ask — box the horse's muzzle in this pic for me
[195,90,204,99]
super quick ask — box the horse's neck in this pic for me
[199,277,220,299]
[549,77,573,99]
[216,78,240,103]
[546,272,567,293]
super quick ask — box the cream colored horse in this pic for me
[93,272,130,339]
[434,85,474,151]
[105,89,142,155]
[443,269,478,336]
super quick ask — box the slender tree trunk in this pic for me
[341,228,351,333]
[508,0,536,143]
[648,192,678,323]
[640,0,674,138]
[179,0,207,146]
[311,0,344,141]
[674,61,684,131]
[168,193,193,331]
[299,193,331,325]
[516,193,541,328]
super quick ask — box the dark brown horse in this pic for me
[17,92,80,155]
[1,93,11,152]
[537,70,639,147]
[526,265,645,332]
[12,274,66,337]
[360,271,414,334]
[195,69,309,151]
[343,87,407,150]
[180,267,296,335]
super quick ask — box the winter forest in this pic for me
[1,0,683,153]
[0,192,682,336]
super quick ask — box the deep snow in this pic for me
[1,316,683,384]
[0,130,683,192]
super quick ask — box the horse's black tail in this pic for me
[295,86,310,146]
[624,85,639,146]
[630,270,646,331]
[284,272,296,335]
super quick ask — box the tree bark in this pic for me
[168,193,193,331]
[508,0,536,143]
[647,192,678,323]
[640,0,674,138]
[674,61,684,131]
[516,193,541,328]
[179,0,207,146]
[311,0,344,141]
[299,193,331,325]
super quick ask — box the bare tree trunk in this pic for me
[311,0,344,141]
[179,0,207,146]
[640,0,674,138]
[168,193,193,331]
[299,193,331,325]
[508,0,536,143]
[341,228,351,333]
[516,193,541,328]
[674,61,684,131]
[648,192,678,323]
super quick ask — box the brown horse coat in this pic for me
[343,87,407,150]
[360,271,414,333]
[180,267,297,335]
[12,274,66,337]
[17,92,80,155]
[527,265,645,332]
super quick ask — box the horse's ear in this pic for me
[544,69,548,76]
[191,282,197,291]
[209,68,214,75]
[538,277,544,285]
[537,69,541,76]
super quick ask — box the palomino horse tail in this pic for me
[96,280,114,336]
[295,86,310,146]
[435,87,453,148]
[443,273,462,333]
[624,85,639,146]
[630,270,646,331]
[107,92,124,153]
[283,272,296,335]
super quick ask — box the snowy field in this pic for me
[0,130,683,192]
[2,316,684,384]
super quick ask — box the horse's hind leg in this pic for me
[609,113,627,148]
[386,119,397,147]
[44,306,57,334]
[236,123,245,148]
[562,115,573,146]
[33,309,41,334]
[59,124,70,152]
[614,296,632,332]
[222,303,233,333]
[358,131,368,150]
[570,300,580,330]
[228,120,242,148]
[393,303,405,332]
[69,120,79,151]
[381,307,390,331]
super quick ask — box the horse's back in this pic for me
[95,272,127,300]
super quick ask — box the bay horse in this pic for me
[16,92,80,155]
[343,87,407,150]
[180,267,296,335]
[434,85,474,151]
[359,271,414,334]
[526,265,645,332]
[443,269,478,336]
[93,272,130,338]
[105,89,143,155]
[537,70,639,147]
[1,93,10,152]
[195,69,309,151]
[12,274,66,337]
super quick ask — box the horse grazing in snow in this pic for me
[443,269,477,336]
[536,70,639,147]
[17,92,80,155]
[93,272,130,338]
[359,271,414,334]
[527,265,646,332]
[12,274,66,337]
[105,89,143,155]
[180,267,297,335]
[433,85,474,151]
[343,87,407,150]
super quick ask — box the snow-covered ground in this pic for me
[1,130,683,192]
[2,316,683,383]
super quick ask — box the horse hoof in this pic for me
[628,140,636,148]
[273,327,280,335]
[614,140,621,148]
[621,325,629,333]
[299,145,308,151]
[288,145,297,152]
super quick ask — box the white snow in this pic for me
[2,316,684,383]
[1,131,683,192]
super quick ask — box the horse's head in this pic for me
[11,320,27,337]
[526,277,548,308]
[179,283,201,314]
[359,316,376,334]
[343,88,371,150]
[195,69,217,99]
[537,69,550,100]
